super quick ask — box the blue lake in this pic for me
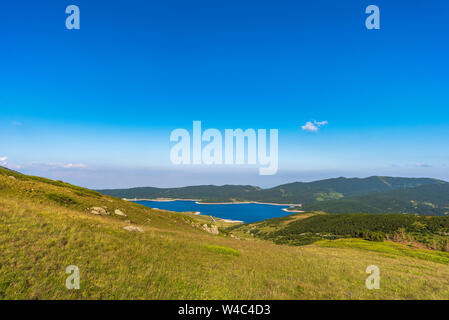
[134,200,291,223]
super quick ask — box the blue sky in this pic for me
[1,0,448,188]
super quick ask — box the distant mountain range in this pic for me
[97,176,449,215]
[303,182,449,215]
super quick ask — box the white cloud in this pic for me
[7,164,22,170]
[61,163,88,169]
[314,120,328,127]
[301,120,328,132]
[20,162,88,170]
[415,162,432,168]
[301,121,319,132]
[0,156,7,165]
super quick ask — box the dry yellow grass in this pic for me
[1,170,449,300]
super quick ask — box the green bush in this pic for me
[46,193,77,206]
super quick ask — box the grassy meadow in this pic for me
[1,167,449,299]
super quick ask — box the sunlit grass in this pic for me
[317,238,449,265]
[1,170,449,299]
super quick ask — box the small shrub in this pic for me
[46,193,77,206]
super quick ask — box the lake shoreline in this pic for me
[124,198,301,207]
[124,198,201,202]
[127,198,300,224]
[282,208,304,213]
[151,208,244,224]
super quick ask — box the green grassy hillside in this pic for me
[264,176,443,204]
[303,183,449,215]
[229,212,449,251]
[2,167,449,299]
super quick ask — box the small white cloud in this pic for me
[301,121,319,132]
[0,156,7,165]
[24,162,88,170]
[7,164,22,170]
[415,162,432,168]
[301,120,328,132]
[61,163,88,169]
[314,120,328,127]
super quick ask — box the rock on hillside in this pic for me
[89,207,110,215]
[123,225,143,232]
[202,224,219,235]
[114,209,127,216]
